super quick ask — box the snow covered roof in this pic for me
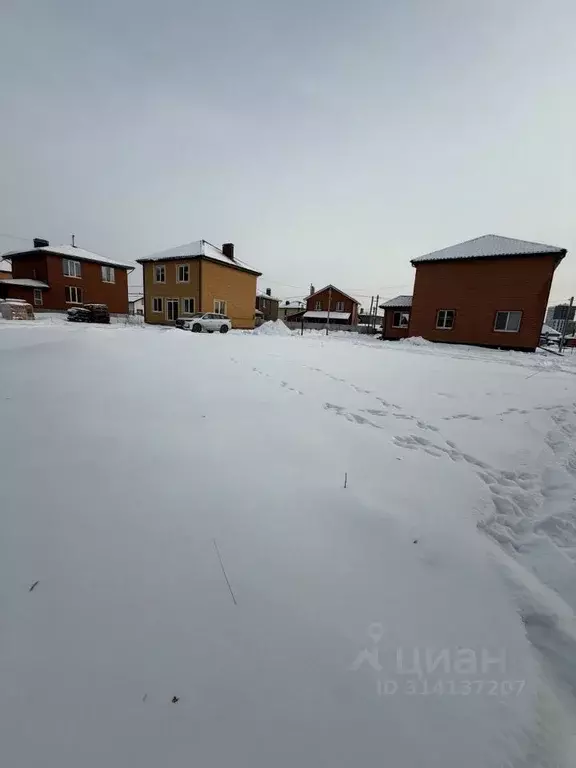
[307,285,359,304]
[0,258,11,273]
[2,244,134,270]
[303,311,351,320]
[0,278,49,288]
[129,295,144,303]
[281,300,305,308]
[541,324,562,337]
[411,235,566,264]
[380,295,413,309]
[138,239,261,275]
[257,292,280,301]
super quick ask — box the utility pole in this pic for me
[326,286,332,335]
[373,294,380,331]
[560,296,574,351]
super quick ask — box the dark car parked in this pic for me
[67,304,110,324]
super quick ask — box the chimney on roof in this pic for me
[266,288,271,296]
[222,243,234,261]
[309,284,315,295]
[33,238,49,248]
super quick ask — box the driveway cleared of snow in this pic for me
[1,323,575,767]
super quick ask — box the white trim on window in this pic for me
[101,265,115,283]
[494,310,522,333]
[152,297,163,313]
[314,301,322,311]
[436,309,455,329]
[33,288,43,306]
[63,259,81,278]
[65,285,83,304]
[392,311,409,328]
[214,299,227,315]
[165,298,179,322]
[182,298,195,314]
[154,264,166,283]
[176,264,190,283]
[335,301,345,312]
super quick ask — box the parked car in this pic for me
[67,304,110,324]
[180,312,231,333]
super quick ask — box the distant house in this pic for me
[256,289,279,322]
[278,300,306,321]
[0,259,11,279]
[129,296,144,315]
[404,235,566,352]
[302,285,359,325]
[137,240,261,328]
[545,304,575,334]
[0,238,133,313]
[379,296,412,340]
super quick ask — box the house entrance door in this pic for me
[166,300,179,323]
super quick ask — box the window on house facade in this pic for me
[177,264,189,283]
[335,301,345,312]
[154,265,166,283]
[494,311,522,332]
[101,266,115,283]
[63,259,81,278]
[392,311,409,328]
[33,289,43,306]
[182,298,195,314]
[436,309,455,329]
[152,297,163,313]
[315,301,322,311]
[65,286,83,304]
[214,299,227,315]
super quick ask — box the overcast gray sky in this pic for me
[1,0,575,305]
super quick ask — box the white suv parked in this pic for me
[181,312,231,333]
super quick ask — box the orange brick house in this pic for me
[137,240,261,328]
[0,238,132,313]
[380,235,566,352]
[301,285,359,325]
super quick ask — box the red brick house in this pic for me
[380,295,412,340]
[0,239,133,314]
[389,235,566,352]
[301,285,359,325]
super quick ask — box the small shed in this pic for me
[380,295,412,340]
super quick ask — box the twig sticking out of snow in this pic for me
[29,580,39,592]
[212,538,238,606]
[142,694,148,702]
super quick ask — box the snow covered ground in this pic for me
[1,321,576,767]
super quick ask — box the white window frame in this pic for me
[33,288,43,306]
[181,298,195,314]
[335,301,345,312]
[63,259,81,278]
[176,264,189,283]
[214,299,227,315]
[315,301,322,311]
[436,309,455,330]
[392,311,409,328]
[494,310,523,333]
[152,297,163,313]
[101,265,115,283]
[154,264,166,284]
[65,285,83,304]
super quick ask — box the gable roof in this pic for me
[307,284,359,304]
[411,235,566,265]
[0,278,49,288]
[0,258,11,273]
[2,244,134,269]
[137,239,261,276]
[380,295,413,309]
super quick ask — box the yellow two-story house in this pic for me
[137,240,261,328]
